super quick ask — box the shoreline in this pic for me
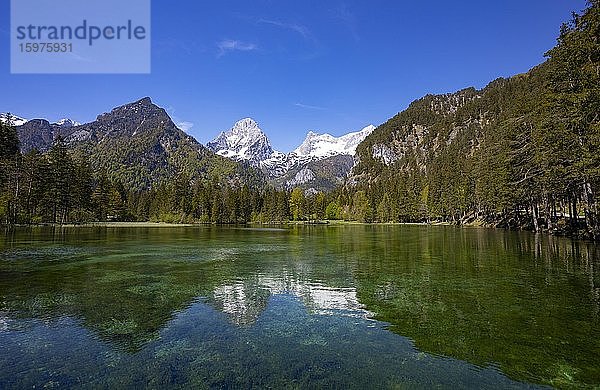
[1,220,593,242]
[4,222,200,228]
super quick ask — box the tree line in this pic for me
[349,1,600,239]
[0,121,380,225]
[0,127,286,225]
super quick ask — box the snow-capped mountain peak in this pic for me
[1,113,82,128]
[54,118,81,128]
[207,118,274,164]
[208,119,376,190]
[293,125,375,158]
[0,113,28,127]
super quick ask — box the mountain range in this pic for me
[1,114,82,153]
[207,118,374,192]
[0,2,596,239]
[0,114,80,129]
[0,113,29,127]
[4,98,254,191]
[4,103,374,193]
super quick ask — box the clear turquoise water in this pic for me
[0,225,598,388]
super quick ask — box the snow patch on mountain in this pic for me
[293,125,375,158]
[0,113,28,127]
[260,151,298,177]
[208,119,375,185]
[1,114,82,128]
[207,118,274,164]
[54,118,81,128]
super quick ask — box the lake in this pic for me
[0,225,598,388]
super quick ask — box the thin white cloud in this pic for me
[294,102,327,111]
[177,121,194,132]
[256,18,322,61]
[67,52,93,62]
[258,19,313,41]
[217,39,258,57]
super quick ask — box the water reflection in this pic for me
[211,275,370,326]
[350,227,600,388]
[0,225,598,388]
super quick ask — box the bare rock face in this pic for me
[2,113,81,153]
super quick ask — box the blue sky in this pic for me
[0,0,587,152]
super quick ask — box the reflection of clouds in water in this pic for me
[211,274,372,326]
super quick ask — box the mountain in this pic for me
[0,113,28,127]
[208,119,374,192]
[293,125,376,158]
[272,155,355,195]
[13,97,257,191]
[347,53,598,232]
[0,113,81,128]
[1,113,82,152]
[207,118,273,165]
[270,125,374,191]
[354,87,483,174]
[16,119,82,153]
[15,119,80,153]
[54,118,81,128]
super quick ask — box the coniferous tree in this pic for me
[46,136,74,223]
[0,119,21,223]
[545,0,600,236]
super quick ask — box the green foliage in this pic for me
[351,191,371,223]
[0,117,20,160]
[325,201,342,220]
[340,1,600,238]
[289,188,306,221]
[0,138,293,225]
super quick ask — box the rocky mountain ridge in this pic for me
[207,119,375,191]
[8,98,255,191]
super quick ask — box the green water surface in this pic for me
[0,225,598,389]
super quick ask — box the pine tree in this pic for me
[46,136,74,223]
[325,201,342,220]
[0,118,19,161]
[545,0,600,237]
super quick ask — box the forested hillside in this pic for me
[0,122,293,224]
[0,98,279,225]
[342,2,599,239]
